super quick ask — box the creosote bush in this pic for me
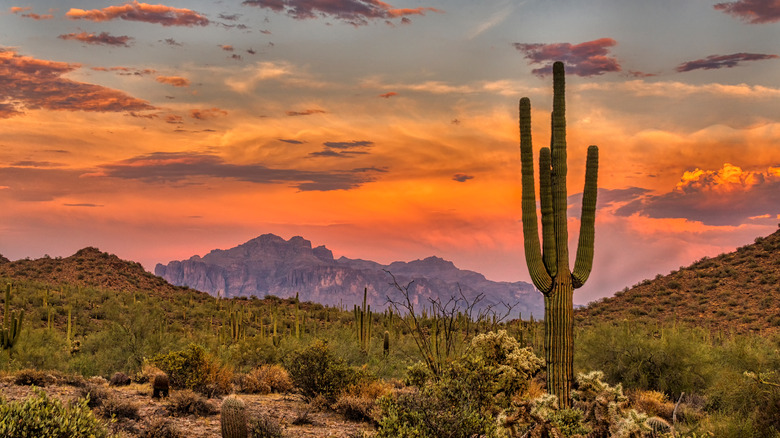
[152,343,233,397]
[285,339,364,403]
[0,388,114,438]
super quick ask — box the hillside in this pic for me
[576,227,780,334]
[0,247,193,297]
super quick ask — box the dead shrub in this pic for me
[167,389,217,417]
[101,396,140,419]
[240,365,293,394]
[333,380,391,423]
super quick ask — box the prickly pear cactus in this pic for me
[221,395,248,438]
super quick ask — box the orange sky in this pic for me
[2,1,780,304]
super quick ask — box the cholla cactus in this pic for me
[221,395,248,438]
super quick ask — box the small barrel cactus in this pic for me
[221,395,248,438]
[645,416,672,436]
[152,373,170,399]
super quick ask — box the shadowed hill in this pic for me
[0,247,194,297]
[576,227,780,334]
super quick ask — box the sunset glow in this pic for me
[2,1,780,304]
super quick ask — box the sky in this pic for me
[1,0,779,305]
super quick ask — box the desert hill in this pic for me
[576,227,780,334]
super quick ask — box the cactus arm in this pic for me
[539,146,557,277]
[572,145,599,288]
[550,61,570,274]
[519,97,553,293]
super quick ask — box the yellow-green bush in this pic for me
[152,343,233,396]
[0,388,114,437]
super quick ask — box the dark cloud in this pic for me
[323,141,373,149]
[219,13,241,21]
[452,174,474,182]
[714,0,780,23]
[155,75,190,87]
[0,47,154,117]
[64,203,104,207]
[279,138,305,144]
[513,38,621,77]
[379,92,397,98]
[309,140,374,158]
[230,54,243,61]
[614,164,780,226]
[66,1,209,27]
[94,151,381,191]
[189,108,228,120]
[59,31,133,47]
[10,161,62,168]
[286,109,326,116]
[0,102,23,118]
[675,53,778,72]
[242,0,441,26]
[247,49,257,55]
[162,38,183,46]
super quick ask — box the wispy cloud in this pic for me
[513,38,621,77]
[92,66,156,76]
[0,47,154,117]
[714,0,780,24]
[675,53,778,72]
[467,3,512,39]
[286,109,326,116]
[452,173,474,182]
[219,44,234,52]
[10,7,53,20]
[66,1,209,27]
[92,151,382,191]
[309,140,374,158]
[242,0,442,26]
[59,31,133,47]
[156,75,190,87]
[190,108,228,120]
[378,92,397,98]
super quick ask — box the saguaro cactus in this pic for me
[1,283,24,351]
[519,61,599,406]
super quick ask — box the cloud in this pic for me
[58,32,134,47]
[615,164,780,226]
[513,38,621,77]
[241,0,441,26]
[714,0,780,24]
[92,66,156,76]
[0,47,154,117]
[309,140,374,158]
[0,102,23,118]
[675,53,778,72]
[155,75,190,87]
[9,7,31,13]
[379,92,397,98]
[279,138,305,144]
[162,38,182,46]
[286,108,326,116]
[452,173,474,182]
[66,1,209,27]
[219,44,234,51]
[219,13,241,21]
[189,108,228,120]
[94,151,382,191]
[10,160,62,168]
[64,203,104,207]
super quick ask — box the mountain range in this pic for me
[155,233,544,318]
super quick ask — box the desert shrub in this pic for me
[152,343,234,396]
[627,389,675,420]
[248,413,285,438]
[166,389,217,416]
[141,417,183,438]
[285,340,362,402]
[239,364,293,394]
[377,330,544,438]
[100,396,140,419]
[80,382,113,408]
[0,388,113,438]
[13,368,57,386]
[8,328,70,371]
[334,379,392,423]
[109,371,131,386]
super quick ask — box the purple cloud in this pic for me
[676,53,778,72]
[513,38,621,77]
[242,0,441,26]
[715,0,780,24]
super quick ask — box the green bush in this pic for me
[0,388,114,437]
[152,343,233,396]
[285,340,362,403]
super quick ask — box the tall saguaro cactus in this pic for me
[519,61,598,407]
[1,283,24,352]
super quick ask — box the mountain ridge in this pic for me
[155,234,544,318]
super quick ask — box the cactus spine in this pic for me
[519,61,598,407]
[221,395,248,438]
[1,283,24,351]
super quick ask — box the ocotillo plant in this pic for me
[519,61,598,406]
[1,283,24,351]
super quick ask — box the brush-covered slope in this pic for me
[576,228,780,334]
[0,247,189,296]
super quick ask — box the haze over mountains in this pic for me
[155,234,544,318]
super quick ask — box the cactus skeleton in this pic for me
[519,61,598,407]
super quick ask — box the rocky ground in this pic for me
[0,377,375,437]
